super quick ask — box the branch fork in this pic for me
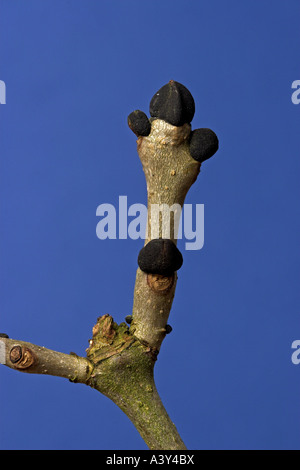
[1,80,219,450]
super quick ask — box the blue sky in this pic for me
[0,0,299,450]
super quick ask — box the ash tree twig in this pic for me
[0,80,219,450]
[129,80,219,353]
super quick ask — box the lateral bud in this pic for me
[138,239,183,276]
[128,110,151,136]
[189,128,219,163]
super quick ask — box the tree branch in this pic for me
[86,316,186,450]
[0,336,93,383]
[130,119,201,351]
[1,80,219,450]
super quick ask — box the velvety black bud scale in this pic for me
[0,333,9,338]
[125,315,132,324]
[149,80,195,127]
[127,110,151,136]
[189,128,219,163]
[165,324,173,334]
[138,239,183,275]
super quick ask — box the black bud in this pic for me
[165,324,172,334]
[189,128,219,163]
[128,110,151,137]
[149,80,195,127]
[138,239,183,276]
[0,333,9,338]
[125,315,132,325]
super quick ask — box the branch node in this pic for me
[9,345,36,369]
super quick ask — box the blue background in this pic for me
[0,0,299,450]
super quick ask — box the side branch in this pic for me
[0,337,93,384]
